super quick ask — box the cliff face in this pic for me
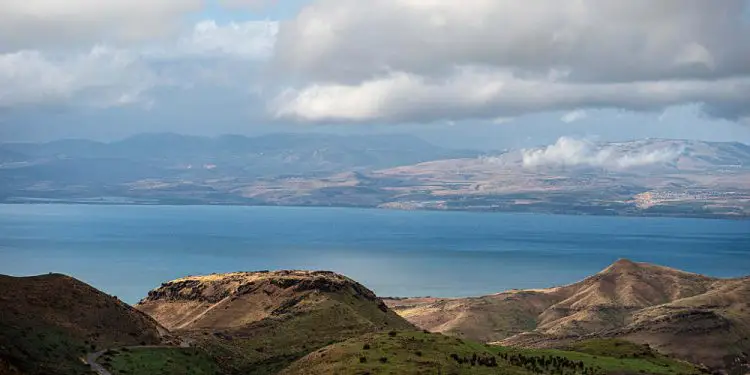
[386,260,750,371]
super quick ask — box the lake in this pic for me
[1,204,748,304]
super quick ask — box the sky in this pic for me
[1,0,750,149]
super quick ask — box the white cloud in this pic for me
[0,0,203,50]
[272,0,750,122]
[148,20,279,60]
[272,68,750,123]
[561,109,587,123]
[219,0,277,9]
[0,47,156,108]
[0,20,278,109]
[521,137,684,169]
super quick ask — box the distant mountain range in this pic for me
[1,134,749,218]
[4,261,745,374]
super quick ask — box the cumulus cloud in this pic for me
[271,68,750,123]
[272,0,750,122]
[0,47,156,108]
[561,110,587,123]
[521,137,684,169]
[275,0,748,82]
[219,0,278,9]
[148,20,279,60]
[0,0,202,50]
[0,20,277,109]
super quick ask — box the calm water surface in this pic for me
[1,204,748,304]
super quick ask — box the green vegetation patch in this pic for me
[101,347,221,375]
[497,338,702,375]
[280,331,703,375]
[0,321,90,375]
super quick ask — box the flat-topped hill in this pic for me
[136,270,414,374]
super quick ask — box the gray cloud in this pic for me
[0,0,203,51]
[271,68,750,123]
[0,20,277,109]
[272,0,750,122]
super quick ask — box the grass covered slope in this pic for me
[99,347,221,375]
[280,331,702,375]
[137,270,415,374]
[0,274,166,375]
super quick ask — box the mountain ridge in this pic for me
[385,259,750,370]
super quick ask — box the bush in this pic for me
[359,356,367,363]
[363,343,371,350]
[379,357,388,363]
[388,331,398,337]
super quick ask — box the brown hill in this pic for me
[136,270,415,374]
[0,273,166,375]
[386,260,750,372]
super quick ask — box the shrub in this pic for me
[379,357,388,363]
[363,343,371,350]
[359,356,367,363]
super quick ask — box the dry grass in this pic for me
[387,260,750,371]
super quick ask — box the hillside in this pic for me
[136,270,415,374]
[0,274,166,375]
[386,260,750,372]
[280,331,701,375]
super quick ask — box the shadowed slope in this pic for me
[0,274,165,375]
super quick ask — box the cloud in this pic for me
[147,20,279,60]
[0,20,277,109]
[272,0,750,122]
[0,47,156,109]
[521,137,684,169]
[561,110,587,123]
[0,0,203,50]
[271,68,750,123]
[219,0,278,10]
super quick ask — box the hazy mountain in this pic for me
[0,132,475,177]
[2,136,748,218]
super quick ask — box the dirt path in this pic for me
[175,295,232,330]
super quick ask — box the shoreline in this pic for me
[1,200,747,221]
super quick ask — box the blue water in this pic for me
[1,204,748,304]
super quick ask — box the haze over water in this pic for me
[1,204,748,304]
